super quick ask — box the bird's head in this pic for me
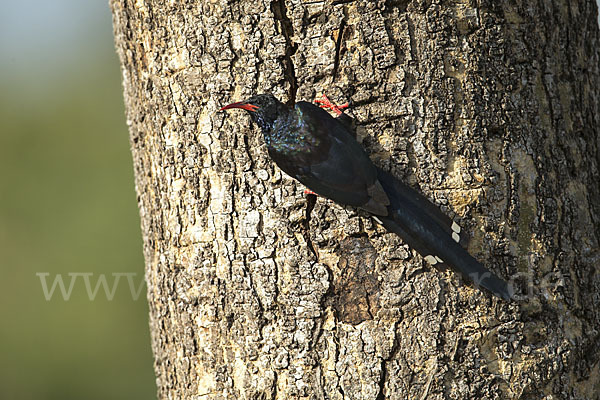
[220,94,288,132]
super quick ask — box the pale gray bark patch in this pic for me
[111,0,600,398]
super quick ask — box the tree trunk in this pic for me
[110,0,600,398]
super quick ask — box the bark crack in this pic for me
[332,19,346,82]
[303,193,318,259]
[271,0,298,105]
[375,321,400,400]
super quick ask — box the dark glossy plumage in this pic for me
[223,94,389,216]
[220,94,512,301]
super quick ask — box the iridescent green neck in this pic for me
[263,107,320,156]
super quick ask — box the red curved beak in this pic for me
[219,101,259,112]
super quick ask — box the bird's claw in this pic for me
[315,94,349,116]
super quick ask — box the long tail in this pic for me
[375,168,513,301]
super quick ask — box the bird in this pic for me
[220,93,513,301]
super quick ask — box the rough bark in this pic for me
[111,0,600,398]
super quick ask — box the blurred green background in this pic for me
[0,1,156,399]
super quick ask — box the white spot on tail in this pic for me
[424,255,438,265]
[452,232,460,242]
[451,221,461,233]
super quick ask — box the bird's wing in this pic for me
[379,172,470,248]
[292,102,389,215]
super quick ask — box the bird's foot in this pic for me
[304,189,318,196]
[315,94,348,116]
